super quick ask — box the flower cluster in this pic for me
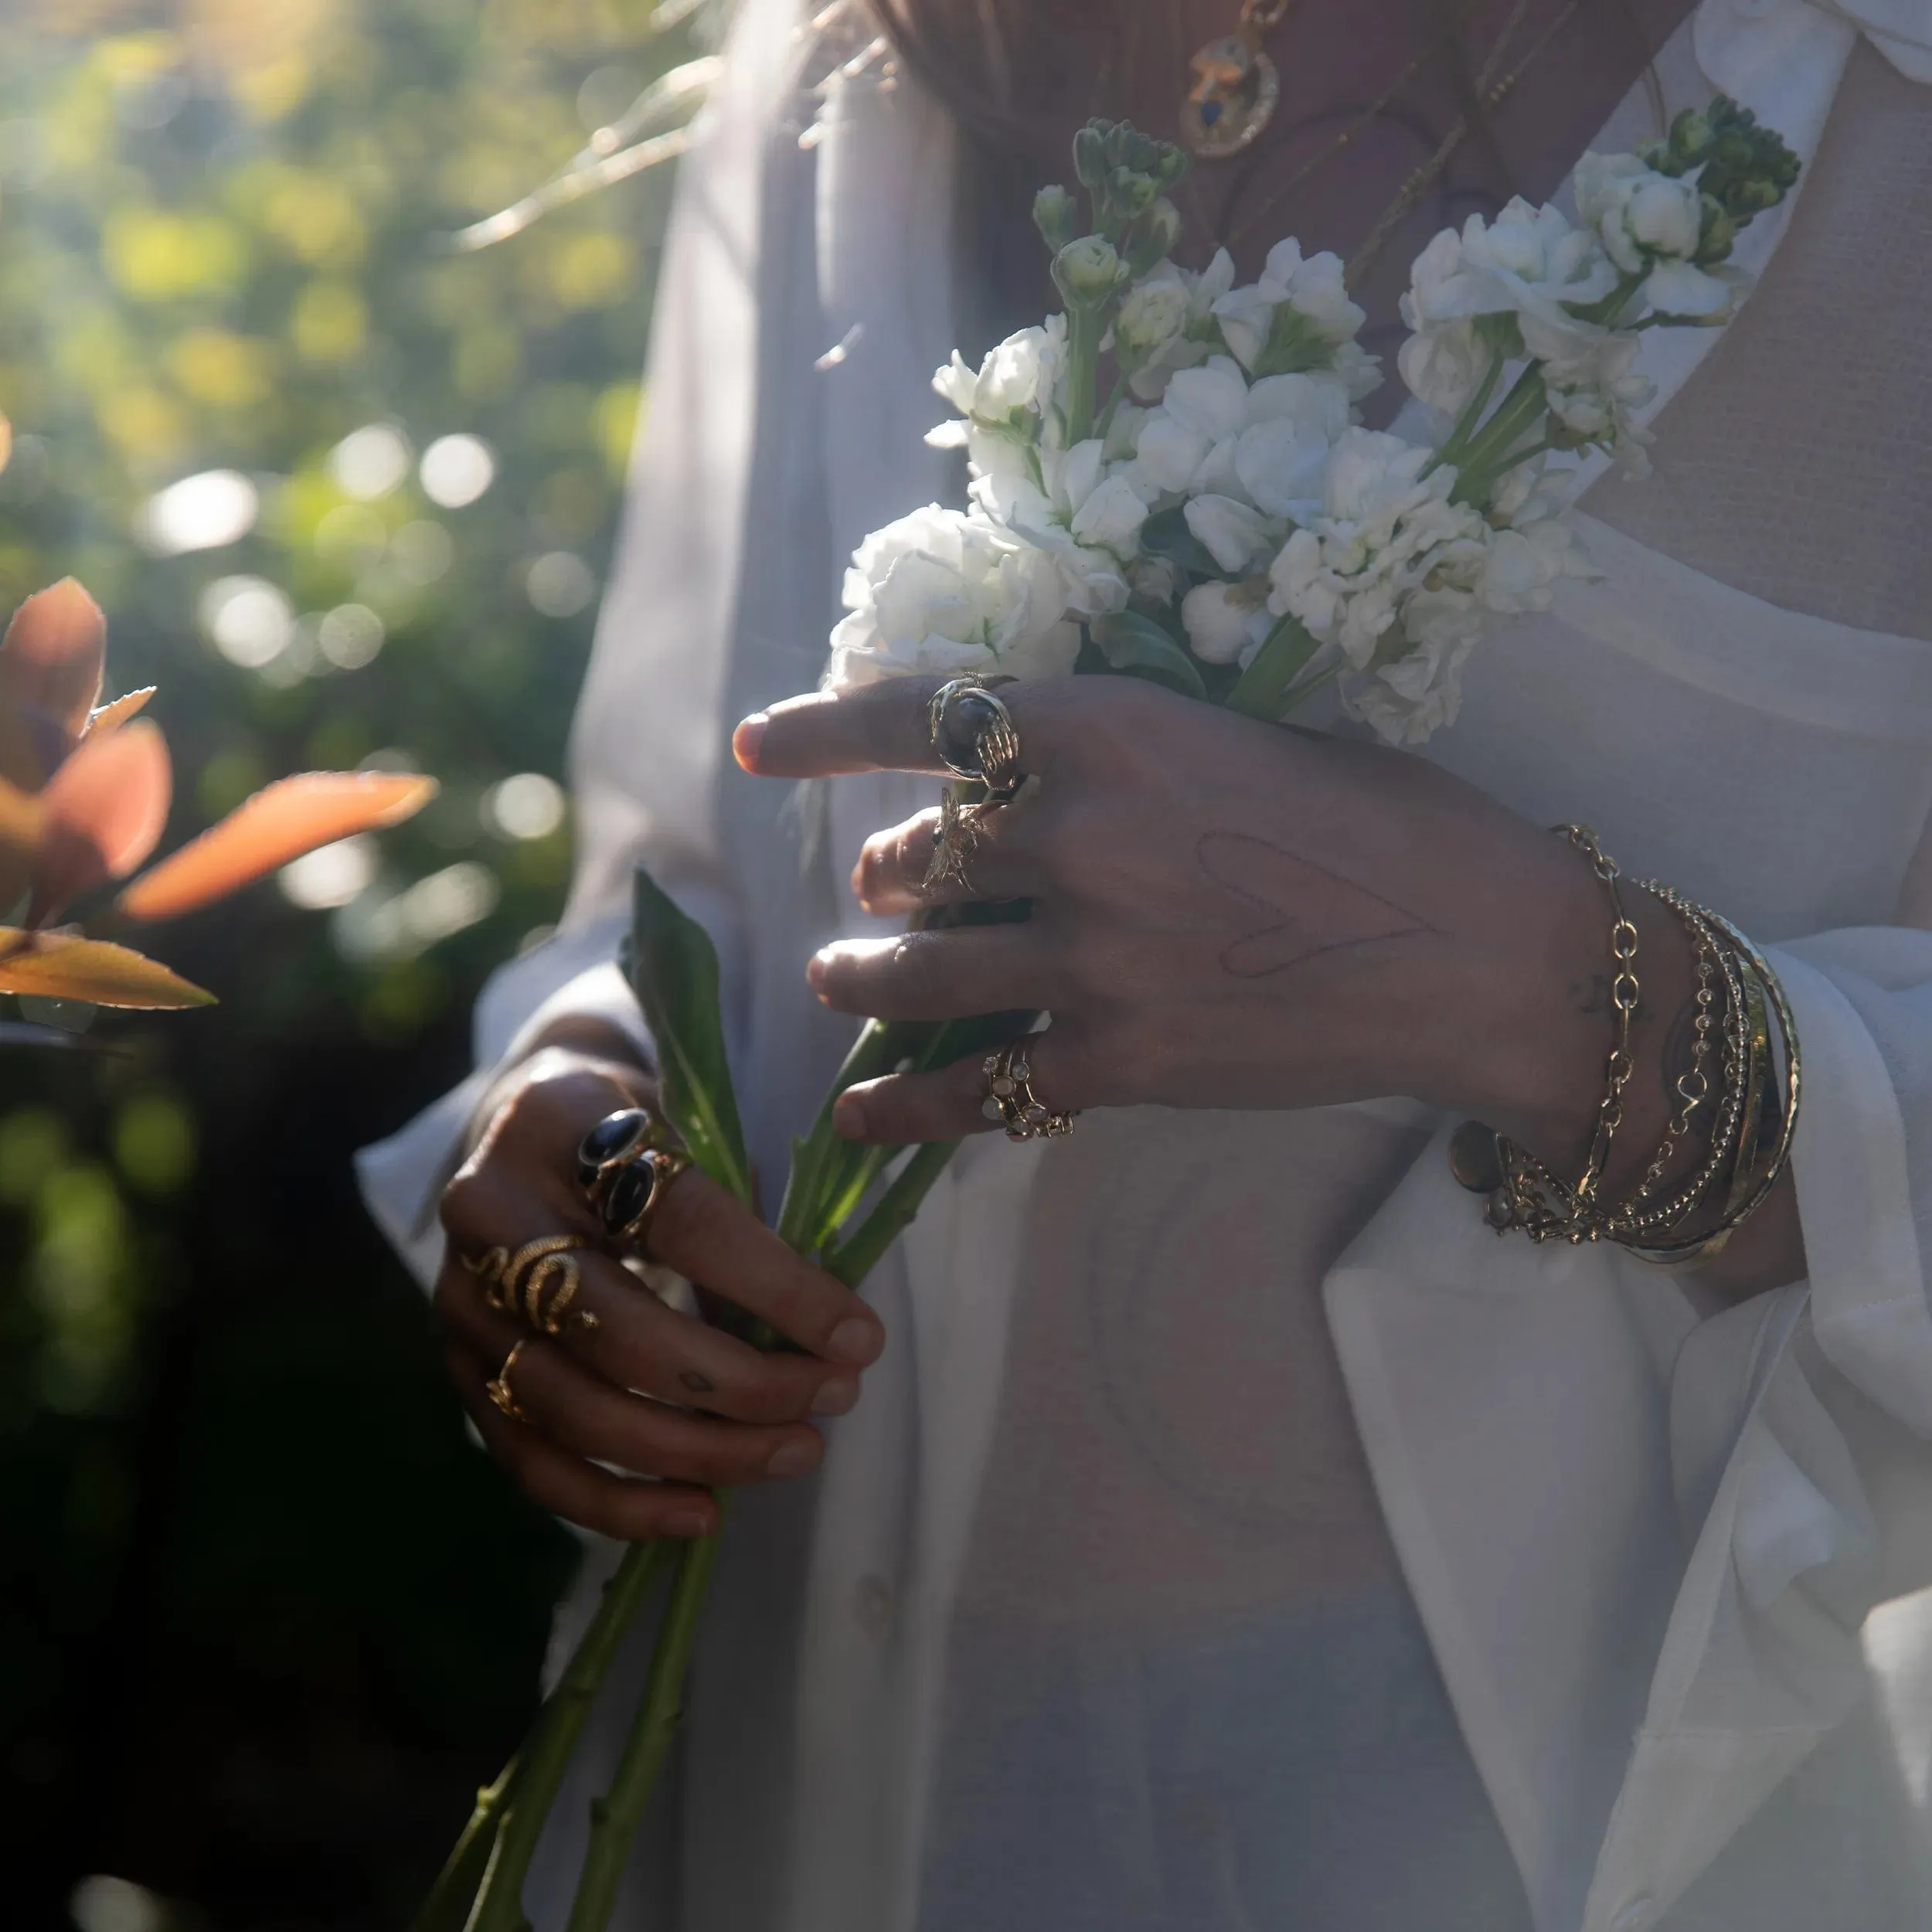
[826,102,1797,746]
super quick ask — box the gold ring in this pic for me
[486,1340,532,1423]
[462,1234,589,1335]
[927,677,1022,798]
[598,1145,694,1252]
[922,788,982,896]
[981,1037,1077,1141]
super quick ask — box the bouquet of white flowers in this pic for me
[419,98,1799,1932]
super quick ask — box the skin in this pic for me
[742,679,1804,1298]
[439,0,1795,1532]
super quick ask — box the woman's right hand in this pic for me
[434,1047,885,1541]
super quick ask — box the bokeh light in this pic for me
[483,771,566,840]
[420,433,495,508]
[138,469,258,555]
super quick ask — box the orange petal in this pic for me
[86,687,157,736]
[117,771,437,922]
[0,928,214,1008]
[0,580,107,745]
[0,415,12,475]
[31,719,173,925]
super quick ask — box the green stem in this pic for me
[464,1541,673,1932]
[1226,611,1324,721]
[1427,348,1506,473]
[411,1754,521,1932]
[824,1138,961,1287]
[564,1519,728,1932]
[1063,303,1104,446]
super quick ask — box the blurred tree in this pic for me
[0,2,704,1923]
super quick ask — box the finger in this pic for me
[438,1285,825,1488]
[644,1166,886,1366]
[806,923,1061,1020]
[436,1195,875,1426]
[832,1026,1092,1145]
[447,1338,719,1540]
[735,679,1058,781]
[852,803,1048,915]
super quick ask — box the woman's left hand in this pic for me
[735,675,1690,1175]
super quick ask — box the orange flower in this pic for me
[0,579,436,1009]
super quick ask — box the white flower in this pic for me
[1266,427,1488,670]
[1123,250,1236,401]
[1396,313,1491,417]
[1345,586,1485,745]
[1398,201,1618,413]
[1127,356,1349,526]
[1185,495,1277,574]
[1114,279,1191,370]
[928,315,1069,455]
[1181,578,1273,665]
[1574,153,1737,318]
[824,504,1078,692]
[1524,318,1656,477]
[973,437,1150,617]
[1213,239,1367,376]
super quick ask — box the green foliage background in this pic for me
[0,2,697,1923]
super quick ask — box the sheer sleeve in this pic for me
[354,0,808,1286]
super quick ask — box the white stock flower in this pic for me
[1114,279,1191,370]
[1181,578,1273,665]
[974,437,1150,617]
[1128,355,1349,528]
[1213,239,1367,376]
[1185,495,1276,574]
[1522,317,1657,477]
[1398,200,1617,411]
[825,505,1078,691]
[1574,153,1736,318]
[1345,586,1485,745]
[927,315,1069,467]
[1266,427,1488,670]
[1123,250,1236,401]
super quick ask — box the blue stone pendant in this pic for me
[1180,32,1280,158]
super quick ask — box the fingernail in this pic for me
[812,1377,858,1417]
[806,950,831,994]
[665,1509,711,1539]
[833,1091,867,1140]
[733,714,767,768]
[827,1316,881,1366]
[766,1439,818,1478]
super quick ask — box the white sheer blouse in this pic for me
[360,8,1932,1930]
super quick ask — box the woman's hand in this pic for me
[435,1048,885,1541]
[736,675,1694,1183]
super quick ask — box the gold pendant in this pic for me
[1180,30,1281,158]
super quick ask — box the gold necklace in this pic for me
[1180,0,1293,158]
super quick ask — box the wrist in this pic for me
[1480,862,1699,1201]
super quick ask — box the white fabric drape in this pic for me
[359,7,1932,1928]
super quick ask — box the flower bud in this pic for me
[1113,277,1189,366]
[1668,107,1713,168]
[1072,123,1107,189]
[1124,198,1182,279]
[1053,234,1124,308]
[1033,184,1079,254]
[1694,192,1736,266]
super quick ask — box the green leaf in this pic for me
[624,865,753,1205]
[1138,505,1219,578]
[1089,611,1209,699]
